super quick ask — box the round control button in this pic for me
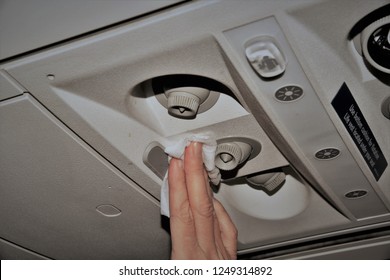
[315,148,340,160]
[275,85,304,102]
[345,190,368,199]
[361,16,390,74]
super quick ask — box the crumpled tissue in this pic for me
[161,133,221,217]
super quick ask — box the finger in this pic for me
[205,169,228,259]
[168,158,197,257]
[213,199,238,259]
[213,213,231,259]
[184,142,217,254]
[203,168,213,198]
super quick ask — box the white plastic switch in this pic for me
[245,36,287,78]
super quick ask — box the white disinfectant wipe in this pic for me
[160,133,220,217]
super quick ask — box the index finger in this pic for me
[168,158,198,256]
[184,142,217,253]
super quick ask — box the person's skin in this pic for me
[168,142,238,260]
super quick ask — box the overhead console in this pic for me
[224,16,389,217]
[219,15,389,251]
[0,0,389,258]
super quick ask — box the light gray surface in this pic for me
[0,94,170,259]
[0,238,47,260]
[0,0,183,60]
[0,70,25,100]
[216,172,350,250]
[270,235,390,260]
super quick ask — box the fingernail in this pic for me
[170,158,183,169]
[185,142,203,161]
[192,142,203,155]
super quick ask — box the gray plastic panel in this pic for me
[216,171,350,250]
[224,17,389,219]
[0,94,170,259]
[143,142,168,179]
[0,70,25,100]
[0,0,184,60]
[224,200,348,251]
[2,29,289,199]
[270,235,390,260]
[0,238,47,260]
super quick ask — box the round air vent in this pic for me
[246,172,286,192]
[215,141,252,171]
[361,16,390,74]
[165,87,210,118]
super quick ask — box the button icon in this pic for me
[315,148,340,160]
[345,190,368,199]
[275,85,304,102]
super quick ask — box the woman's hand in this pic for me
[168,142,237,260]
